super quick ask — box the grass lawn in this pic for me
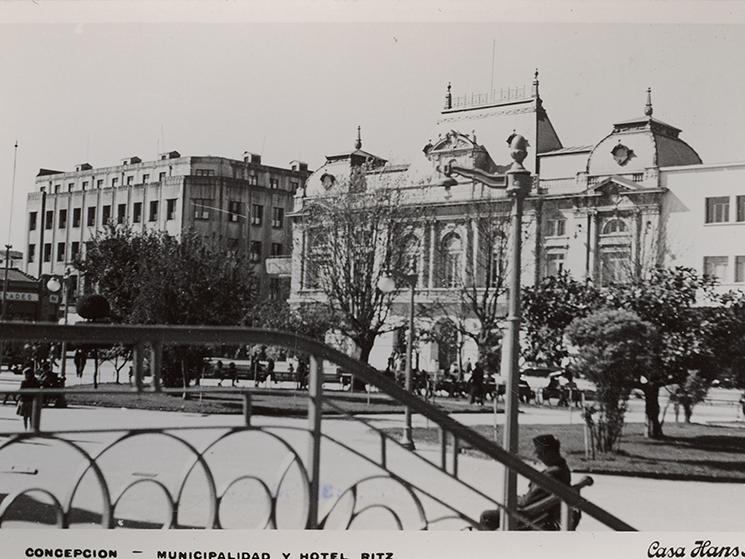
[64,383,505,417]
[395,422,745,482]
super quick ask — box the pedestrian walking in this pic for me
[228,362,238,387]
[17,368,41,430]
[215,360,225,387]
[267,358,276,385]
[470,361,485,405]
[73,348,87,379]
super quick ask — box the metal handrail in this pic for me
[0,321,635,530]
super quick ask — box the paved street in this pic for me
[0,364,742,531]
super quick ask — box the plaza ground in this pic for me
[0,363,743,531]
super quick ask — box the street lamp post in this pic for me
[59,268,71,379]
[437,133,532,530]
[377,270,417,450]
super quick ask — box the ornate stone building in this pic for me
[289,76,745,373]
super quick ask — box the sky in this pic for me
[2,2,745,251]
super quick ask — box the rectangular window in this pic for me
[71,242,80,260]
[43,243,52,263]
[704,256,729,282]
[111,177,119,188]
[159,172,167,181]
[192,199,211,220]
[29,211,37,231]
[27,244,35,263]
[68,182,74,192]
[142,173,150,183]
[117,203,127,224]
[45,210,53,229]
[126,175,134,185]
[250,241,262,262]
[87,207,96,227]
[82,181,89,191]
[248,175,258,186]
[227,201,243,222]
[632,173,644,182]
[166,198,177,221]
[271,207,284,228]
[58,209,67,229]
[545,252,565,277]
[133,202,142,223]
[269,277,281,300]
[270,242,283,256]
[737,196,745,222]
[102,204,111,224]
[149,200,158,222]
[270,178,279,190]
[96,179,104,189]
[736,256,745,283]
[56,242,65,262]
[705,196,730,223]
[290,180,299,192]
[544,218,566,237]
[600,249,631,287]
[72,208,81,228]
[195,169,215,177]
[54,184,60,194]
[251,204,263,226]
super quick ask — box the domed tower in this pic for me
[584,88,701,188]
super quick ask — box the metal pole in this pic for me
[0,245,11,372]
[402,277,415,450]
[500,169,529,531]
[60,268,70,378]
[306,354,323,529]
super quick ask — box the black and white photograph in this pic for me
[0,1,744,555]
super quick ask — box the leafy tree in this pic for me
[566,309,658,454]
[301,179,420,365]
[602,267,717,438]
[521,271,601,367]
[75,225,257,388]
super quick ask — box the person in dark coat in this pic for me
[73,348,87,379]
[479,434,572,530]
[470,361,485,405]
[215,360,225,387]
[228,362,238,387]
[17,368,41,430]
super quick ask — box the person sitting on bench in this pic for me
[479,434,571,530]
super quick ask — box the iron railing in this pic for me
[0,322,635,530]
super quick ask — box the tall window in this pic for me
[544,217,566,237]
[272,207,284,229]
[248,175,258,186]
[86,207,96,227]
[228,201,243,222]
[142,173,150,183]
[737,196,745,222]
[600,249,631,286]
[67,183,74,192]
[71,242,80,260]
[102,205,111,224]
[158,171,167,181]
[58,209,67,229]
[45,210,53,230]
[82,181,88,191]
[441,233,463,288]
[545,252,565,277]
[96,179,104,189]
[193,199,211,220]
[27,244,35,263]
[166,198,177,221]
[270,178,279,190]
[43,243,52,263]
[126,175,134,185]
[290,180,299,193]
[111,177,119,188]
[29,211,37,231]
[56,242,65,262]
[117,204,127,224]
[133,202,142,223]
[149,200,158,222]
[705,196,730,223]
[704,256,729,282]
[735,256,745,283]
[249,241,262,262]
[270,242,283,256]
[72,208,81,228]
[251,204,263,226]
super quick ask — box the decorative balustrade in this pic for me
[0,322,635,531]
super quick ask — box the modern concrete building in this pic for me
[25,151,309,300]
[290,75,745,373]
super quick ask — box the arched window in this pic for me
[601,218,628,235]
[441,233,463,288]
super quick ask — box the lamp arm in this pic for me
[444,164,508,190]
